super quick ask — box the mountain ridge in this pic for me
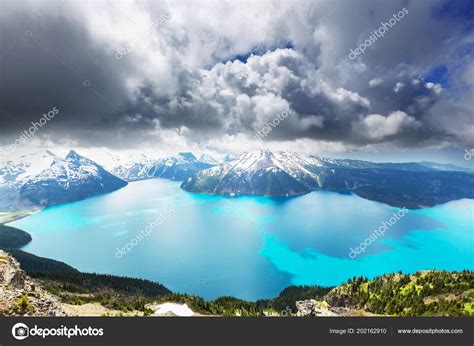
[1,149,472,211]
[110,152,214,182]
[0,150,128,210]
[181,150,474,208]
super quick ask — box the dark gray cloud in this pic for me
[0,0,472,151]
[0,1,134,146]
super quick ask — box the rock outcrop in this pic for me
[296,299,337,316]
[295,299,372,316]
[0,250,65,316]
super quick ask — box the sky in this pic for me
[0,0,473,165]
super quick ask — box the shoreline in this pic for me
[0,208,41,225]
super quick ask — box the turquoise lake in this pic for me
[9,179,474,301]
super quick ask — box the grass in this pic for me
[463,302,474,314]
[16,294,31,312]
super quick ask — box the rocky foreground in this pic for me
[295,299,377,317]
[0,250,65,316]
[0,249,200,317]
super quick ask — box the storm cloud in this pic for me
[0,0,472,152]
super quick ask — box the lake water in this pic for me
[9,179,474,301]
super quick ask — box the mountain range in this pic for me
[181,150,474,208]
[0,149,472,211]
[109,152,213,182]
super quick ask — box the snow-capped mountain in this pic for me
[110,152,214,182]
[181,150,317,196]
[105,154,155,182]
[147,152,214,181]
[2,148,472,210]
[0,150,57,187]
[198,153,221,165]
[111,160,155,182]
[95,152,150,172]
[181,150,474,208]
[0,150,127,210]
[0,150,58,210]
